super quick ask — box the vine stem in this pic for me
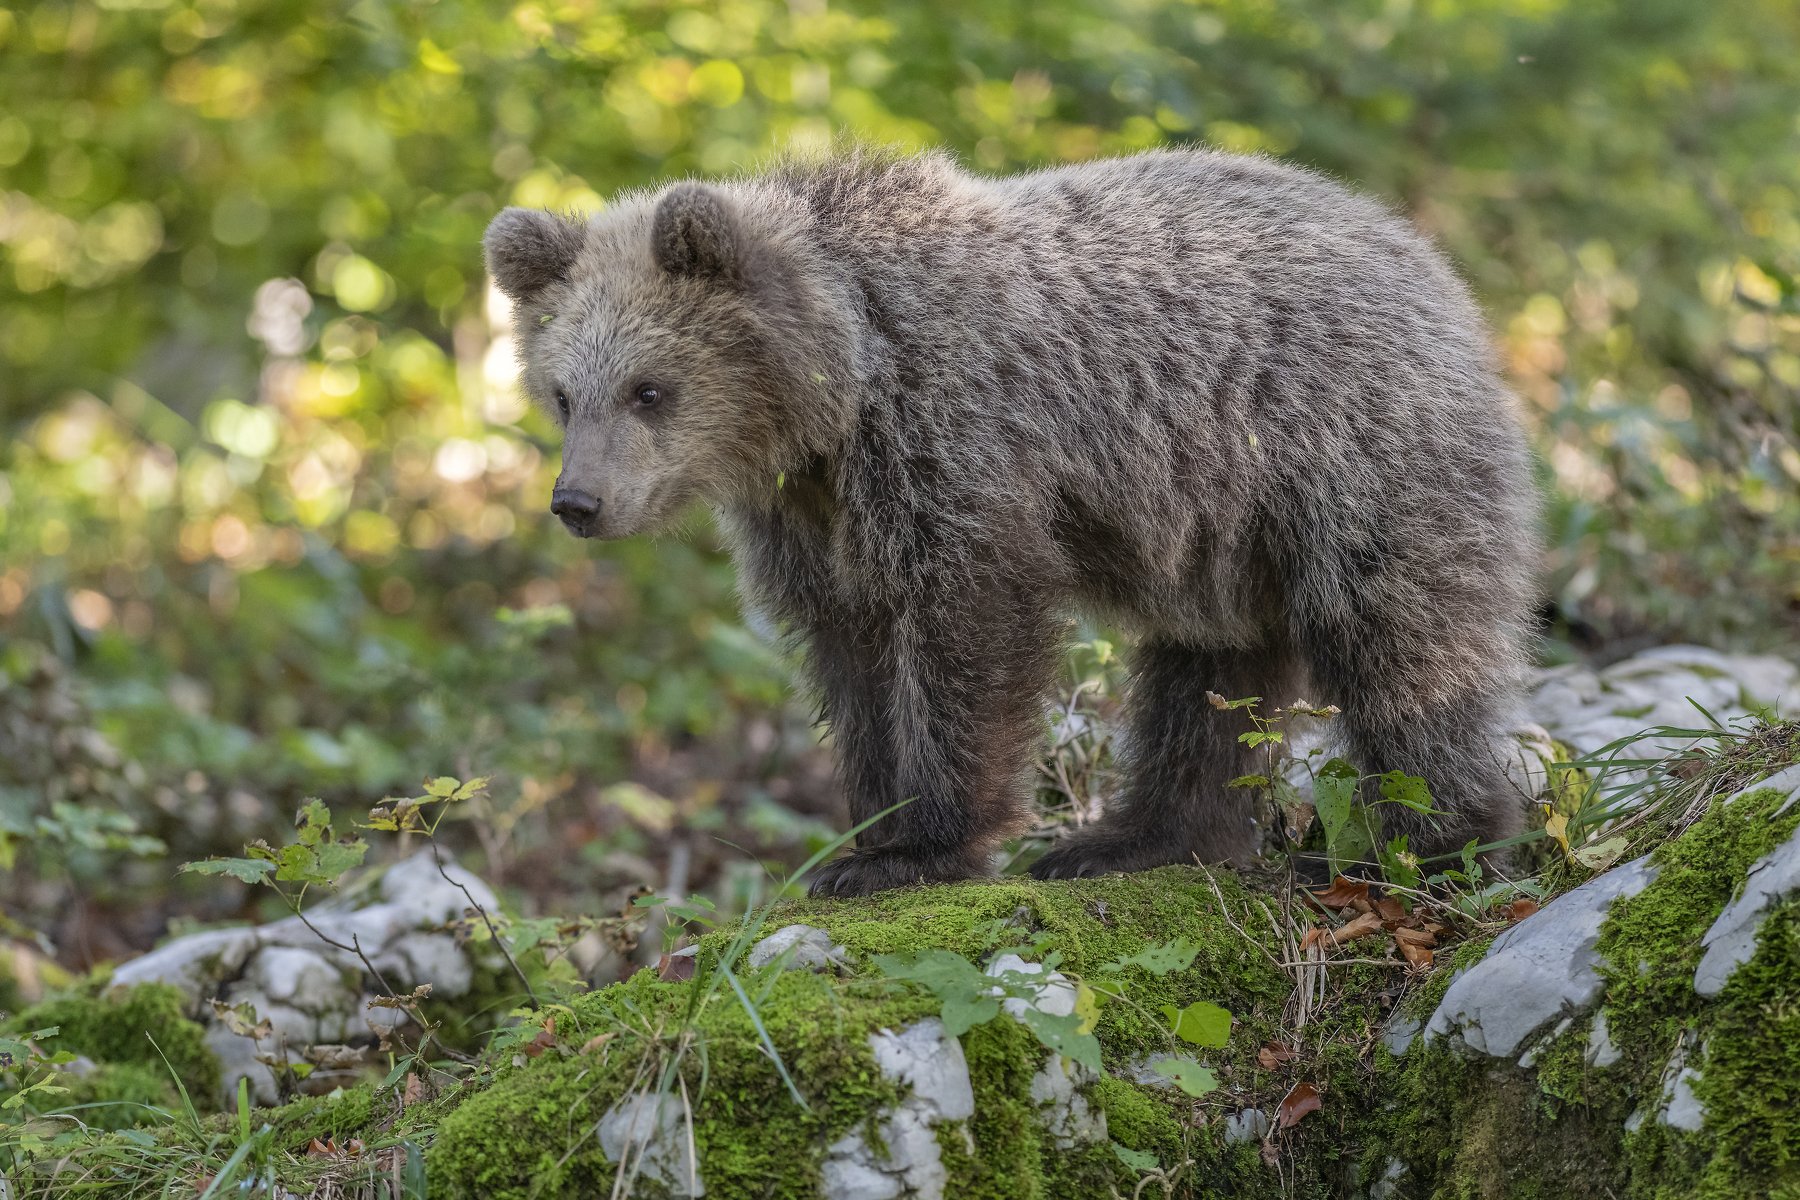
[429,840,539,1010]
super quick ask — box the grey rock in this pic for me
[110,850,501,1107]
[1124,1052,1182,1089]
[1382,1014,1422,1059]
[985,953,1076,1021]
[1695,775,1800,998]
[1223,1108,1270,1144]
[748,924,851,973]
[868,1019,975,1121]
[1030,1055,1106,1149]
[598,1092,705,1197]
[1528,647,1799,810]
[244,946,347,1012]
[1368,1157,1408,1200]
[380,850,501,926]
[821,1019,974,1200]
[204,1021,279,1106]
[1661,1067,1706,1133]
[1426,857,1658,1058]
[819,1154,903,1200]
[1585,1011,1621,1069]
[110,927,258,997]
[1516,1016,1573,1069]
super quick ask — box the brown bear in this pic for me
[483,146,1536,897]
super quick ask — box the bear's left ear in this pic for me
[651,183,745,284]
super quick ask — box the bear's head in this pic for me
[485,183,848,539]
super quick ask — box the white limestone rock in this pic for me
[598,1092,705,1197]
[821,1019,974,1200]
[110,927,259,997]
[748,925,852,973]
[1426,857,1659,1058]
[1694,767,1800,998]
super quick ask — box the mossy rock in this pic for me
[12,739,1800,1199]
[7,981,220,1114]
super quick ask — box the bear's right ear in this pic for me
[484,208,586,302]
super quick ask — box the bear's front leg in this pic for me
[804,599,1057,897]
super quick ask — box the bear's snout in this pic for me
[550,486,602,538]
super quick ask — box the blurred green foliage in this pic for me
[0,0,1797,947]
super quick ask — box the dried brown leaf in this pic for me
[658,951,697,983]
[1502,898,1540,923]
[1277,1081,1322,1129]
[1396,939,1434,970]
[1311,876,1371,911]
[1331,911,1385,945]
[1257,1041,1297,1070]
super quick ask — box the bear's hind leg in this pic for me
[1030,638,1296,879]
[1296,603,1528,867]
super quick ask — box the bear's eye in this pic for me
[554,389,570,420]
[634,384,661,407]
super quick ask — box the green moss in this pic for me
[54,1061,187,1130]
[1600,776,1800,1200]
[429,966,922,1199]
[11,983,219,1107]
[263,1083,382,1148]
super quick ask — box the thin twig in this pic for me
[429,841,539,1009]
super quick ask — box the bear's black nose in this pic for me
[551,487,601,537]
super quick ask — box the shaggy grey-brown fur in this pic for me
[484,146,1537,897]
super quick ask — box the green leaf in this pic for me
[181,857,276,884]
[939,993,1001,1037]
[1377,771,1438,814]
[1312,758,1360,846]
[1161,1001,1232,1047]
[425,777,460,798]
[450,776,491,802]
[1018,1008,1102,1072]
[1227,774,1271,789]
[1378,835,1421,893]
[1112,1142,1159,1173]
[311,838,368,882]
[1102,939,1201,976]
[1151,1056,1219,1097]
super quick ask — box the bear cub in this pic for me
[484,147,1537,897]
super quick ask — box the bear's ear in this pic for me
[651,183,744,284]
[484,208,586,302]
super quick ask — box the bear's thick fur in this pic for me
[485,147,1536,897]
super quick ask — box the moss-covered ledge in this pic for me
[424,766,1800,1199]
[10,761,1800,1199]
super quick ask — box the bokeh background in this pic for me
[3,0,1798,974]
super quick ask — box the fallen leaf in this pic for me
[1311,876,1371,911]
[1396,939,1433,969]
[580,1033,615,1055]
[400,1073,427,1109]
[1544,809,1571,854]
[1391,926,1436,948]
[1277,1081,1322,1129]
[307,1138,336,1158]
[1256,1042,1297,1070]
[1572,836,1629,871]
[1502,898,1540,923]
[522,1016,557,1058]
[1329,911,1385,946]
[1299,925,1329,952]
[658,951,697,982]
[1374,897,1406,922]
